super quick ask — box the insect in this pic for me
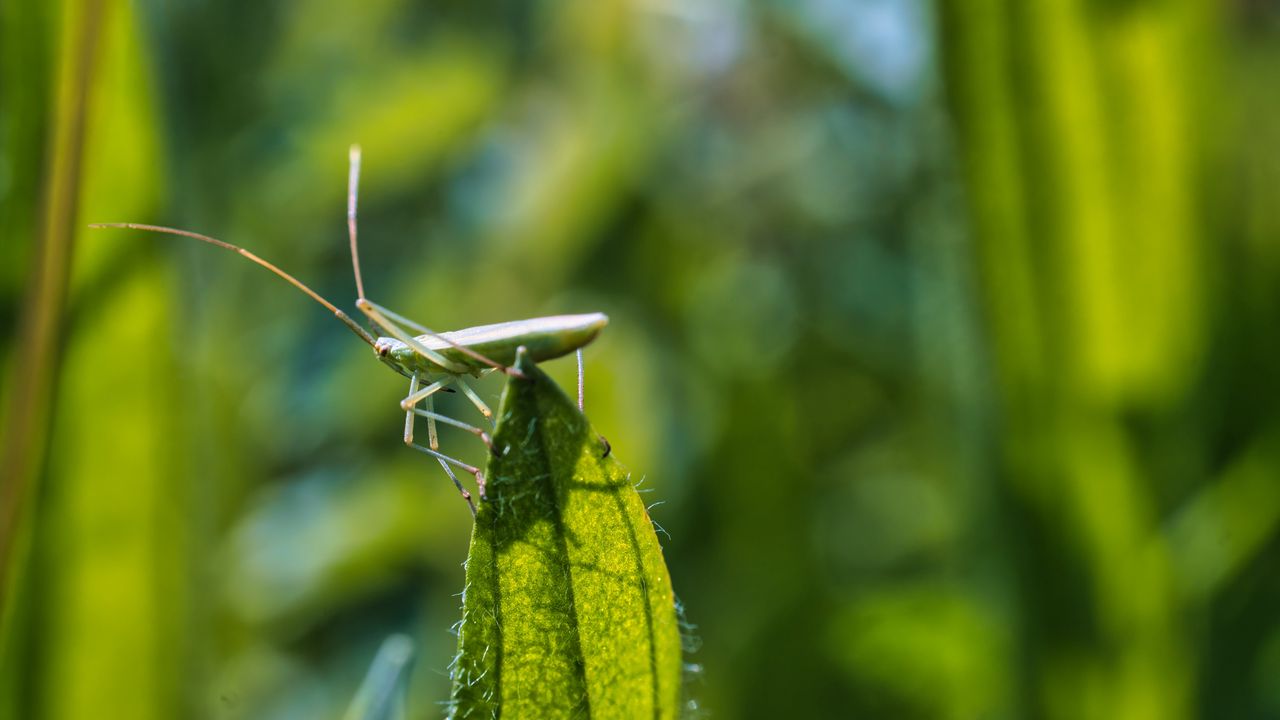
[92,146,607,514]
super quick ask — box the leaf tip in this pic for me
[513,345,539,380]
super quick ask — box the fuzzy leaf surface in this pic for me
[449,351,681,719]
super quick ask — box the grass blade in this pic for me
[344,634,415,720]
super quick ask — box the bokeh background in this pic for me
[3,0,1280,718]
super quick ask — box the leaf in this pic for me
[449,349,682,719]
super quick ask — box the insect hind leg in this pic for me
[406,441,488,501]
[435,458,476,516]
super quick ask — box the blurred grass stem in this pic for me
[0,0,107,616]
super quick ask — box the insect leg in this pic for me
[398,377,491,451]
[405,441,487,500]
[454,378,493,423]
[403,374,476,512]
[573,348,610,457]
[577,349,585,412]
[401,375,452,444]
[407,401,494,452]
[400,377,452,410]
[424,394,440,450]
[435,459,476,516]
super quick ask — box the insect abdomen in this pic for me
[426,313,609,372]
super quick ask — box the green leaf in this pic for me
[449,349,682,719]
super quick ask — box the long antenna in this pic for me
[348,144,367,300]
[89,222,377,348]
[341,146,523,378]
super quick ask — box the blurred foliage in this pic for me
[3,0,1280,718]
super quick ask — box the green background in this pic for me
[3,0,1279,718]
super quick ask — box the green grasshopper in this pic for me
[93,146,607,513]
